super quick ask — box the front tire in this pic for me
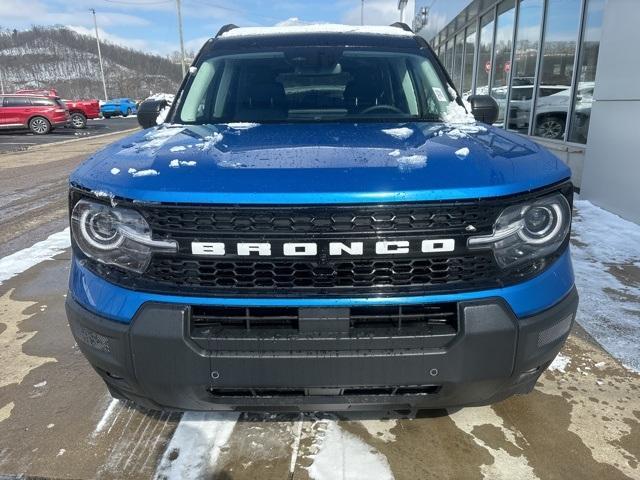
[29,116,51,135]
[122,108,131,117]
[70,112,87,129]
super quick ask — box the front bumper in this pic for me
[66,287,578,412]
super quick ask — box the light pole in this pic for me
[90,9,108,101]
[175,0,186,77]
[361,0,364,25]
[398,0,408,23]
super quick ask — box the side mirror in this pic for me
[467,95,499,125]
[137,99,168,129]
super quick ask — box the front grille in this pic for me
[143,203,502,236]
[191,303,458,338]
[142,253,500,294]
[74,182,572,297]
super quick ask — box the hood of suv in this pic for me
[71,122,571,204]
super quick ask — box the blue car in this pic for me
[100,98,137,118]
[66,24,578,412]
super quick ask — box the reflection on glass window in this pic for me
[453,34,465,90]
[507,0,544,134]
[491,0,516,126]
[446,39,455,74]
[568,0,604,143]
[463,25,476,96]
[533,0,581,140]
[475,13,495,96]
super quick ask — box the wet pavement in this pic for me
[0,137,638,479]
[0,117,139,154]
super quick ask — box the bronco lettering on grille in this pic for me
[191,240,455,257]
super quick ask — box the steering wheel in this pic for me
[360,104,404,115]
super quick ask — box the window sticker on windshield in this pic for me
[432,87,447,102]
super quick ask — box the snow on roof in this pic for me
[221,24,415,39]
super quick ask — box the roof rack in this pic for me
[389,22,413,33]
[215,24,239,38]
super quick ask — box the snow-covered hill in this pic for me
[0,26,182,100]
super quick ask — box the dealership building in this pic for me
[429,0,640,223]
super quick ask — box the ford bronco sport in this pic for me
[66,23,578,411]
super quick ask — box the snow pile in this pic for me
[128,168,159,177]
[225,122,259,130]
[154,412,239,478]
[548,353,571,373]
[156,106,171,125]
[222,24,414,39]
[110,167,120,175]
[0,229,70,285]
[146,93,175,103]
[455,147,470,159]
[169,159,197,168]
[200,132,224,150]
[442,101,476,125]
[170,145,187,152]
[571,200,640,372]
[306,420,394,480]
[396,154,427,171]
[388,149,401,157]
[381,127,414,140]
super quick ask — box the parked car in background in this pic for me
[0,93,69,134]
[100,98,137,118]
[63,99,101,129]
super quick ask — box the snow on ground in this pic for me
[548,353,571,372]
[154,412,239,479]
[0,229,70,285]
[572,200,640,372]
[381,127,414,140]
[306,419,394,480]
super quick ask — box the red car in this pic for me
[14,89,100,129]
[0,94,70,135]
[64,99,100,128]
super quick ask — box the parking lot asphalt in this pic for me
[0,136,638,480]
[0,116,139,154]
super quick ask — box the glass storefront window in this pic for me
[475,12,496,96]
[446,39,455,74]
[490,0,516,126]
[533,0,582,140]
[568,0,604,143]
[507,0,544,134]
[453,34,465,90]
[463,25,477,96]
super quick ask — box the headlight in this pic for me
[468,192,571,268]
[71,199,177,273]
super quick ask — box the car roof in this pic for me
[210,24,421,51]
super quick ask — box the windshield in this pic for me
[176,48,453,124]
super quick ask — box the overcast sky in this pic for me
[0,0,469,56]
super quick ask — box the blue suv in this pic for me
[66,24,578,411]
